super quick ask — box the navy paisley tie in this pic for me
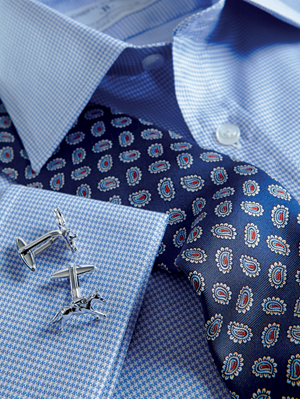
[1,102,300,398]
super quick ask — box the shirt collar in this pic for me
[0,0,127,173]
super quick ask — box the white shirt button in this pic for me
[142,54,164,71]
[216,123,241,149]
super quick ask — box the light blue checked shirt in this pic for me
[1,0,300,398]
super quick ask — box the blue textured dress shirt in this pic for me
[1,0,300,398]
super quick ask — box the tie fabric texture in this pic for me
[1,101,300,398]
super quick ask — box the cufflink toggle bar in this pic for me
[16,207,77,272]
[51,262,106,331]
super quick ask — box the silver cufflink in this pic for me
[16,207,77,272]
[15,207,106,331]
[51,262,106,331]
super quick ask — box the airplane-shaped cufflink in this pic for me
[15,207,106,330]
[51,262,106,331]
[16,208,77,272]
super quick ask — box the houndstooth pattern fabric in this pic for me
[0,184,167,399]
[113,268,231,399]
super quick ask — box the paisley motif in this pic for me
[192,197,206,216]
[0,132,14,142]
[240,201,264,216]
[251,388,271,399]
[157,263,170,273]
[239,255,261,277]
[25,165,39,180]
[111,116,132,128]
[206,314,223,341]
[46,158,66,171]
[91,121,105,137]
[157,177,175,201]
[98,176,120,192]
[109,195,122,205]
[221,352,244,380]
[2,168,18,180]
[191,212,207,228]
[210,167,228,185]
[119,131,134,147]
[147,143,164,158]
[157,242,166,256]
[141,128,163,140]
[244,223,260,248]
[215,247,233,274]
[180,175,204,192]
[236,286,253,314]
[182,248,207,264]
[293,297,300,317]
[71,166,91,181]
[65,131,85,145]
[268,184,291,201]
[187,226,203,243]
[72,148,86,164]
[212,282,232,305]
[268,262,287,288]
[214,201,232,217]
[148,160,170,174]
[170,142,192,151]
[0,116,11,128]
[129,190,151,207]
[296,270,300,285]
[211,223,237,240]
[172,228,186,248]
[266,235,290,256]
[242,180,260,196]
[168,130,182,139]
[20,149,29,160]
[234,164,258,175]
[0,146,13,163]
[286,354,300,386]
[27,182,43,189]
[97,154,113,173]
[261,323,280,348]
[188,270,205,295]
[76,184,92,198]
[84,108,104,119]
[261,297,287,315]
[200,152,223,162]
[139,118,152,126]
[212,187,235,200]
[166,208,187,225]
[92,139,113,153]
[252,356,277,378]
[119,150,141,163]
[126,167,142,186]
[287,325,300,344]
[176,153,193,169]
[271,204,289,228]
[227,321,253,343]
[50,173,65,191]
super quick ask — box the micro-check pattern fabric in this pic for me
[0,185,168,399]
